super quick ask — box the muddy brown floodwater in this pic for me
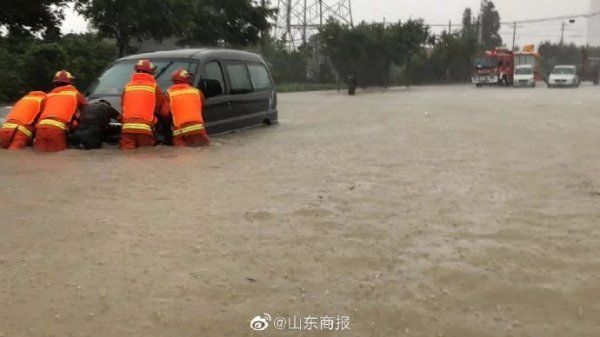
[1,85,600,337]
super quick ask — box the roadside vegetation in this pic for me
[1,0,599,102]
[276,83,344,93]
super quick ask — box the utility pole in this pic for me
[512,22,517,51]
[319,0,323,26]
[560,21,566,45]
[302,0,308,45]
[348,0,354,27]
[260,0,268,51]
[449,20,452,34]
[478,0,485,45]
[260,0,268,38]
[286,0,292,47]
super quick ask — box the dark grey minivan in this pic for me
[86,48,278,135]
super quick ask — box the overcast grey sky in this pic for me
[61,0,593,46]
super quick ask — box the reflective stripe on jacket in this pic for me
[38,119,67,131]
[123,73,157,122]
[173,123,205,137]
[122,123,153,133]
[2,123,33,138]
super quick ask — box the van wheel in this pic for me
[262,118,273,126]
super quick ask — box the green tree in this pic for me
[538,41,582,79]
[75,0,176,56]
[259,39,311,84]
[176,0,275,47]
[317,20,358,83]
[20,43,69,92]
[58,33,118,90]
[75,0,274,56]
[0,0,69,36]
[0,33,118,101]
[429,31,477,82]
[387,19,430,86]
[318,19,429,88]
[461,8,477,40]
[355,22,390,86]
[481,0,502,49]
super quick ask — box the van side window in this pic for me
[247,64,273,91]
[202,61,226,96]
[225,64,253,94]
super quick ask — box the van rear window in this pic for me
[226,64,253,94]
[247,64,273,91]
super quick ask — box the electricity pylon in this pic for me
[273,0,353,49]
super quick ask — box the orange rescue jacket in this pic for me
[167,84,204,128]
[123,73,158,122]
[6,91,47,125]
[39,85,80,123]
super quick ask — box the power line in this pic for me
[277,2,596,46]
[501,11,600,25]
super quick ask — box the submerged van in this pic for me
[86,49,278,135]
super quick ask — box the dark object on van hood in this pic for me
[79,101,120,128]
[70,101,121,149]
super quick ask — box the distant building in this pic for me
[589,0,600,46]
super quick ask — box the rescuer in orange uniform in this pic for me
[34,71,87,152]
[119,59,164,150]
[1,91,47,150]
[161,69,210,147]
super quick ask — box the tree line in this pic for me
[0,0,273,102]
[1,0,599,102]
[268,1,503,87]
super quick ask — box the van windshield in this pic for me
[515,67,533,75]
[553,67,575,75]
[87,59,196,97]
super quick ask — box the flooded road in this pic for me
[1,85,600,336]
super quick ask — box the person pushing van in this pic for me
[1,91,47,150]
[161,69,210,147]
[34,70,87,152]
[120,59,164,150]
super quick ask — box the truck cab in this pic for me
[472,49,514,87]
[513,65,536,88]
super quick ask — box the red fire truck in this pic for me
[472,48,541,87]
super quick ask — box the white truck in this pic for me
[513,65,536,87]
